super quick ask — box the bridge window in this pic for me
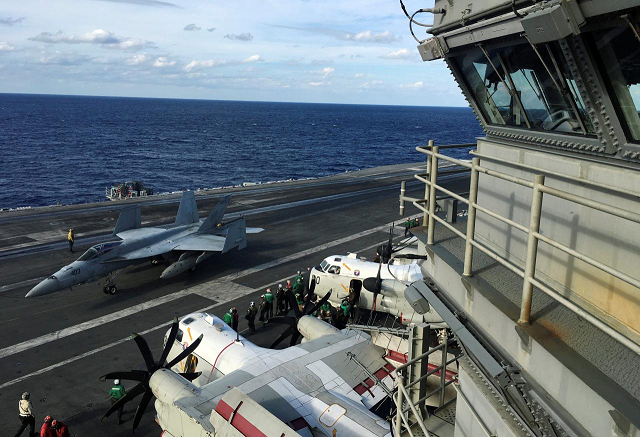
[591,20,640,142]
[453,40,594,135]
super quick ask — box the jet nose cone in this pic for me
[26,276,60,298]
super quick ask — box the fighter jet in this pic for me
[26,192,263,297]
[100,291,395,436]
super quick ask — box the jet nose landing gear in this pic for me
[102,269,123,295]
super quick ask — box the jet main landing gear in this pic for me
[102,269,123,295]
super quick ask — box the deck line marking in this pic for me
[0,238,388,389]
[0,220,395,360]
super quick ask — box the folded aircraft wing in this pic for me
[172,234,227,252]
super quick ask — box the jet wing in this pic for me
[172,234,226,252]
[116,227,167,241]
[104,240,179,262]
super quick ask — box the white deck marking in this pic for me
[0,221,394,360]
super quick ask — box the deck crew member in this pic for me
[67,229,75,253]
[51,420,69,437]
[231,307,239,332]
[264,288,274,319]
[109,379,126,424]
[259,295,267,324]
[276,284,285,314]
[40,416,55,437]
[245,302,257,334]
[15,391,35,437]
[284,280,293,311]
[223,309,233,327]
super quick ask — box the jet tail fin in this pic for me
[222,217,247,253]
[199,195,231,233]
[113,206,142,236]
[175,191,200,226]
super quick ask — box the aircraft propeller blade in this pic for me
[382,225,394,262]
[178,371,202,381]
[165,334,203,369]
[267,316,296,327]
[99,370,147,383]
[101,383,145,420]
[157,318,179,367]
[132,389,154,431]
[270,326,295,349]
[286,290,301,318]
[289,330,301,347]
[302,298,314,316]
[307,290,332,316]
[132,333,156,372]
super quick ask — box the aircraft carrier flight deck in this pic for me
[0,162,469,436]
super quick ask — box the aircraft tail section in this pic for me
[222,217,246,253]
[199,195,231,233]
[113,206,141,236]
[175,191,200,226]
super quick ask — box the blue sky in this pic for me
[0,0,466,106]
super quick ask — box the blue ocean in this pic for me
[0,94,483,209]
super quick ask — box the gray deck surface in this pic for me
[0,162,470,437]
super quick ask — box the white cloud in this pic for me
[354,73,365,78]
[381,48,414,60]
[184,23,201,31]
[400,81,423,88]
[0,42,15,51]
[39,52,92,65]
[184,55,261,71]
[29,29,156,51]
[242,54,261,63]
[319,66,334,77]
[342,30,400,43]
[153,56,175,67]
[0,17,24,26]
[223,33,253,41]
[309,81,330,87]
[125,54,148,65]
[359,80,383,89]
[207,27,216,32]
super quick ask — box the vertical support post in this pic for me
[408,324,430,419]
[439,337,448,407]
[427,145,440,245]
[395,375,404,436]
[423,140,433,227]
[400,180,406,216]
[519,174,545,324]
[463,157,480,276]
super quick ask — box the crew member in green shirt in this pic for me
[264,288,274,319]
[223,308,233,326]
[109,379,126,424]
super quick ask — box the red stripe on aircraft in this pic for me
[374,368,390,380]
[385,350,408,363]
[215,399,269,437]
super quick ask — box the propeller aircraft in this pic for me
[100,290,396,436]
[309,228,444,326]
[27,192,263,297]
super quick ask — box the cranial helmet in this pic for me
[114,379,120,385]
[229,308,233,313]
[250,301,255,306]
[21,392,29,400]
[278,284,283,288]
[44,416,52,424]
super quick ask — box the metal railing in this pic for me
[400,140,640,355]
[393,337,461,437]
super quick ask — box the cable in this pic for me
[399,0,433,27]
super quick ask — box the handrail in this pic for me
[400,141,640,355]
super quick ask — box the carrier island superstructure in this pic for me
[393,1,640,437]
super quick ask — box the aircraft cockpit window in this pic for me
[77,248,98,261]
[333,257,342,262]
[176,329,183,343]
[182,317,195,325]
[320,260,329,272]
[453,40,594,136]
[591,21,640,143]
[327,265,341,274]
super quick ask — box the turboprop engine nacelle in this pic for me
[297,315,340,342]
